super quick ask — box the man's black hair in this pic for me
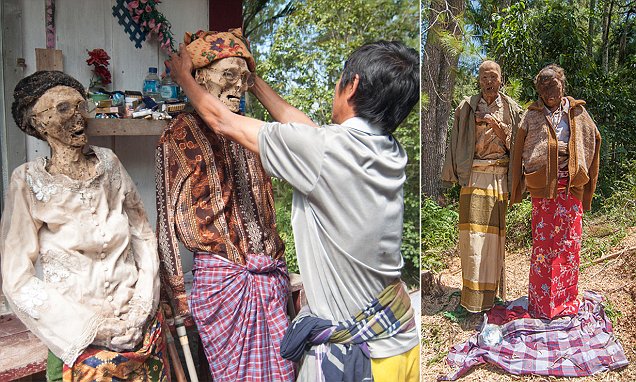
[338,41,419,134]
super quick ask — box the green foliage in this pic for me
[421,197,458,271]
[602,298,623,327]
[471,0,636,205]
[272,178,298,273]
[506,199,533,250]
[581,159,636,262]
[420,321,449,365]
[248,0,420,279]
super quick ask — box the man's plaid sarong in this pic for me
[281,280,416,382]
[190,253,294,382]
[441,291,628,380]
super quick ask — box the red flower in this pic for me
[94,65,112,85]
[86,49,110,66]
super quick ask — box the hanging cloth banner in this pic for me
[45,0,55,49]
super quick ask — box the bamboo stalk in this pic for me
[584,246,636,266]
[161,313,187,382]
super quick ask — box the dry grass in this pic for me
[421,228,636,382]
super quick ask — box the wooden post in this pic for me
[208,0,242,31]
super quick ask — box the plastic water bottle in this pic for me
[143,67,160,101]
[160,67,180,101]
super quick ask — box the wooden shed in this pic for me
[0,1,245,379]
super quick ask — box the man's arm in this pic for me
[166,44,263,153]
[250,76,317,127]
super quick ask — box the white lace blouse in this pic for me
[0,146,159,366]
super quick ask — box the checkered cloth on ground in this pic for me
[281,280,416,381]
[189,253,294,382]
[440,291,628,380]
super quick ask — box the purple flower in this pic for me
[209,38,225,52]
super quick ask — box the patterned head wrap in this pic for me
[184,28,255,72]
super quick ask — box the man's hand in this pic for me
[166,44,194,87]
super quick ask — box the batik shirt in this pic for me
[0,146,160,366]
[156,113,285,317]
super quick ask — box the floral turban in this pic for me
[184,28,255,72]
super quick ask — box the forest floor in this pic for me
[421,227,636,382]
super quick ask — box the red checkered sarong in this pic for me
[442,291,629,380]
[529,179,582,319]
[190,253,294,382]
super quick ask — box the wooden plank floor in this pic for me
[0,314,47,381]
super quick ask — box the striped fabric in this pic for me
[459,159,508,312]
[281,280,416,382]
[190,253,294,382]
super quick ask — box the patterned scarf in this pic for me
[280,280,415,381]
[184,28,255,71]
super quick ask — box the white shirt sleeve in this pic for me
[258,122,326,194]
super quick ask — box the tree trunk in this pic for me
[601,0,615,73]
[618,9,633,64]
[421,0,464,199]
[587,0,596,56]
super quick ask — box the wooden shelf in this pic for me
[86,118,168,136]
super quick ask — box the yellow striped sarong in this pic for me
[459,159,508,312]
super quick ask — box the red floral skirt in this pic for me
[529,184,583,319]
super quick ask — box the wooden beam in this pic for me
[35,48,63,71]
[86,119,168,136]
[209,0,242,31]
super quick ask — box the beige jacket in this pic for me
[441,92,523,192]
[510,97,601,210]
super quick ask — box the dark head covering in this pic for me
[12,71,86,140]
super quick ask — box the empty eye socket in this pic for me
[243,73,255,87]
[222,70,238,82]
[56,102,73,114]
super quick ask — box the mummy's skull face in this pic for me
[195,57,251,113]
